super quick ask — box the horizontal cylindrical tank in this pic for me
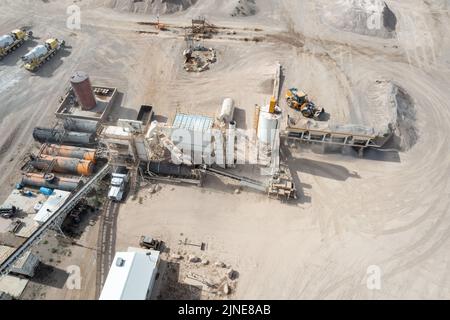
[257,111,281,145]
[0,35,14,48]
[70,71,96,110]
[22,44,48,62]
[142,161,195,178]
[63,118,98,133]
[31,155,94,176]
[42,144,96,162]
[33,127,95,146]
[217,98,235,123]
[21,173,80,192]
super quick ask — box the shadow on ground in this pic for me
[155,259,202,300]
[28,263,69,289]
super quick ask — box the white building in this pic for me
[99,248,160,300]
[34,189,71,224]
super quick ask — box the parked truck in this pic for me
[21,38,65,71]
[139,235,162,251]
[108,168,129,202]
[0,29,32,60]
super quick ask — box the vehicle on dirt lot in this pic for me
[0,29,33,60]
[21,38,65,72]
[139,236,162,251]
[286,87,325,119]
[108,167,129,202]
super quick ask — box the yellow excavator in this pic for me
[286,88,324,119]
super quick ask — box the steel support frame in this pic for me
[0,164,111,277]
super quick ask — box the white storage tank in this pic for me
[257,110,281,145]
[217,98,235,123]
[22,44,48,62]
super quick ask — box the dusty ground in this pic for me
[0,0,449,299]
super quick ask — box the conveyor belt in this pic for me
[204,166,267,192]
[0,164,111,277]
[283,128,381,148]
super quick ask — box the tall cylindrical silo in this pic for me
[257,111,281,145]
[70,71,96,110]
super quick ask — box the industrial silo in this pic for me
[257,110,281,145]
[70,71,97,110]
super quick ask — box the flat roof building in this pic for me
[99,248,160,300]
[34,190,71,224]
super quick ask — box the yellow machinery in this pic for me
[22,38,65,72]
[269,96,276,113]
[286,87,324,119]
[0,29,33,60]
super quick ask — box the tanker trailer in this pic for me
[0,29,32,60]
[22,38,65,71]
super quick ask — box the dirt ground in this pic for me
[0,0,449,299]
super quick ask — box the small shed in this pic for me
[99,248,160,300]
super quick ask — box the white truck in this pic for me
[108,171,129,202]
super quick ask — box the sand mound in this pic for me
[104,0,198,14]
[355,80,417,150]
[321,0,397,38]
[390,86,418,151]
[231,0,257,17]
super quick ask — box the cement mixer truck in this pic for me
[0,29,33,60]
[22,38,65,71]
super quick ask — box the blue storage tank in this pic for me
[39,187,54,196]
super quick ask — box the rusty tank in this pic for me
[21,173,81,192]
[42,144,96,162]
[31,155,94,176]
[70,71,96,110]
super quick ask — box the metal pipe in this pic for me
[21,173,81,191]
[31,155,94,176]
[42,144,96,162]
